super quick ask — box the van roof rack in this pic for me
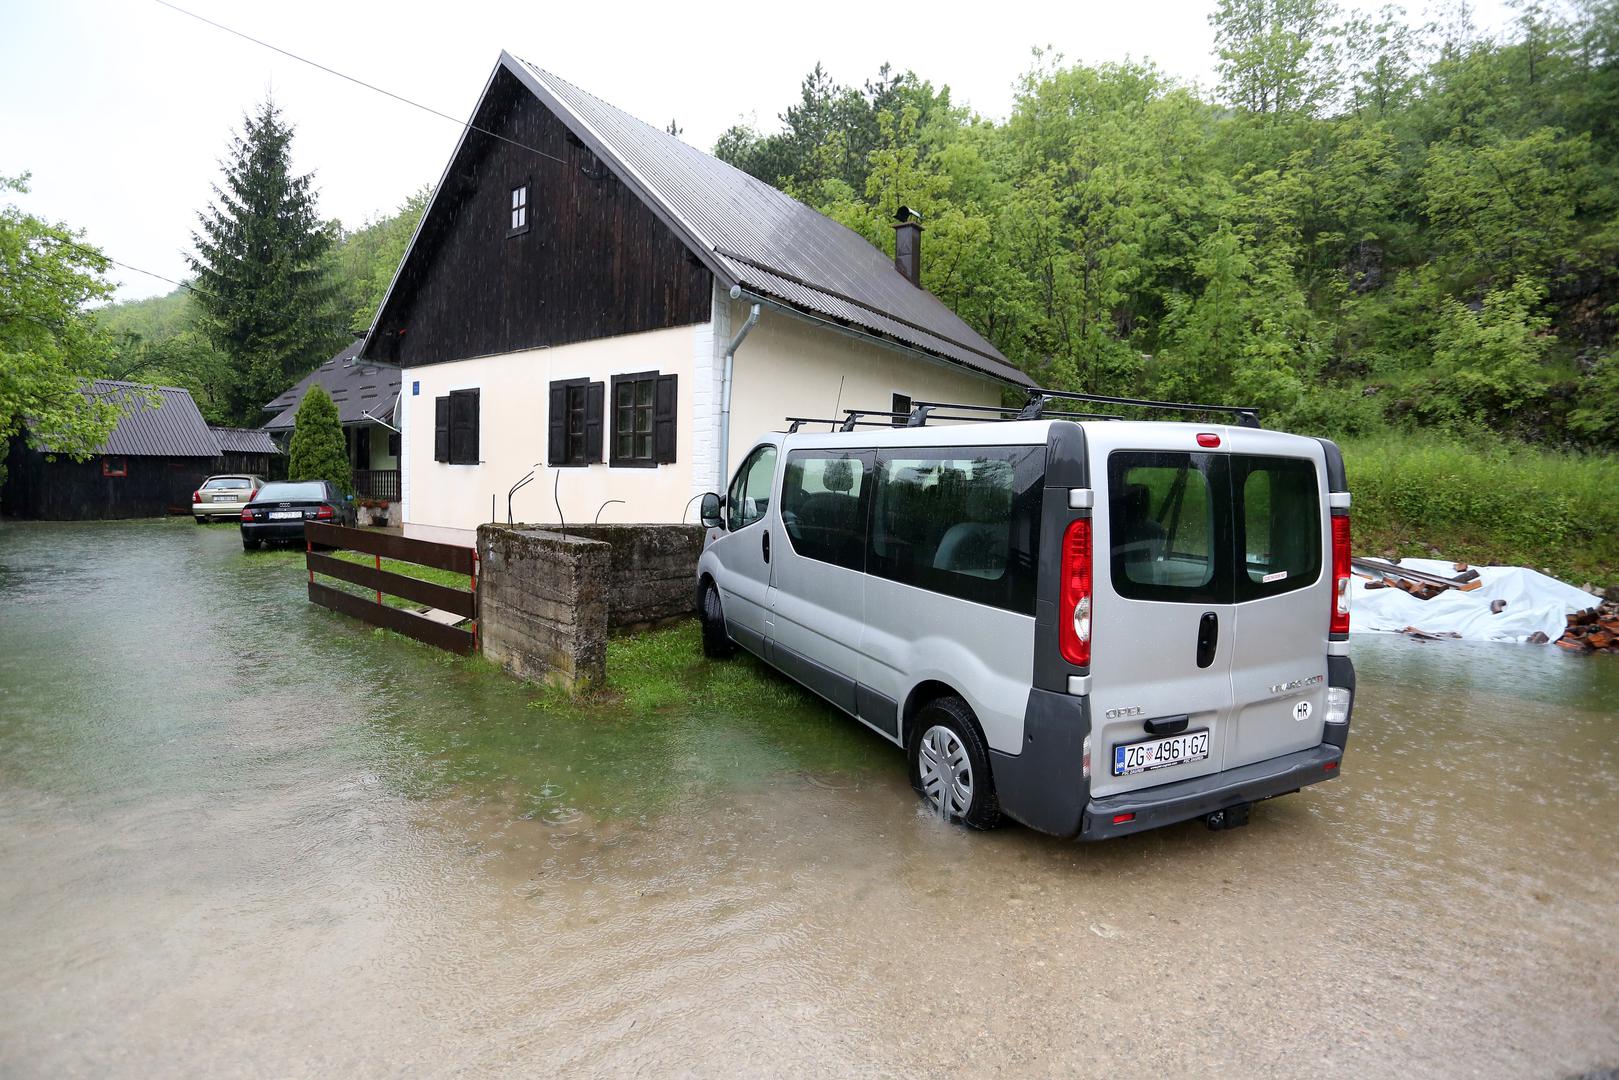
[783,386,1261,433]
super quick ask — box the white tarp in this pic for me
[1350,558,1597,643]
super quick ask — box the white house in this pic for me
[360,53,1030,536]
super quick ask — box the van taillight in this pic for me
[1059,518,1092,667]
[1330,513,1351,635]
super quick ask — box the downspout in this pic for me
[719,284,761,492]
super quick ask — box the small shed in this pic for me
[1,381,277,520]
[209,425,283,480]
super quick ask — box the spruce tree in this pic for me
[189,100,343,425]
[286,385,352,494]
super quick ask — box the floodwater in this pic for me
[1,520,1616,1079]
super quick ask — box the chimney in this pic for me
[893,206,923,287]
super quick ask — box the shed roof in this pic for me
[263,340,403,432]
[210,426,280,455]
[84,380,221,458]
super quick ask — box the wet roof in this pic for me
[263,340,403,432]
[209,426,280,455]
[373,55,1027,386]
[81,380,222,458]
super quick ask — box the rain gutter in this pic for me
[719,291,761,492]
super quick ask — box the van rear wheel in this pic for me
[699,581,734,659]
[908,696,1001,830]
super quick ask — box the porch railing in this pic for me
[354,469,400,501]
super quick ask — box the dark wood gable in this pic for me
[366,68,713,368]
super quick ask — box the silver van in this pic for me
[695,393,1354,839]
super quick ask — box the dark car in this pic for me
[239,480,356,550]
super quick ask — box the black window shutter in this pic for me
[547,381,567,465]
[434,397,450,462]
[585,381,605,463]
[654,374,677,464]
[449,389,479,464]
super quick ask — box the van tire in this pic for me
[700,581,735,659]
[907,696,1002,830]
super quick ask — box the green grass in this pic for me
[1342,433,1619,585]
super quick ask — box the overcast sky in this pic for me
[3,0,1514,303]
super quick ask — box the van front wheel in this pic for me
[699,581,735,659]
[908,696,1001,830]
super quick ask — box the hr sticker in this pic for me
[1292,700,1313,722]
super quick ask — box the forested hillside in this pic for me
[717,0,1619,450]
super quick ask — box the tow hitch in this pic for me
[1204,803,1251,831]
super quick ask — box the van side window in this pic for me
[781,451,868,570]
[868,446,1041,614]
[1107,452,1227,604]
[1235,456,1321,599]
[727,445,777,531]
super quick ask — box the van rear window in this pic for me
[1108,452,1225,604]
[1235,456,1321,600]
[1107,451,1322,604]
[868,446,1042,614]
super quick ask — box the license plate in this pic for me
[1113,730,1210,776]
[214,494,239,502]
[269,510,303,520]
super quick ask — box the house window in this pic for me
[548,378,604,466]
[891,393,912,427]
[102,456,128,478]
[509,184,529,235]
[433,389,480,464]
[388,432,400,458]
[609,371,677,467]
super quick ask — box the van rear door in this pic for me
[1087,430,1236,799]
[1220,432,1331,768]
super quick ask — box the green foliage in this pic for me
[286,385,351,493]
[1345,432,1619,581]
[189,99,346,425]
[1423,279,1554,426]
[330,185,430,331]
[0,174,125,478]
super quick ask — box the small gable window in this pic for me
[102,456,128,478]
[509,184,529,235]
[610,371,677,468]
[548,378,604,467]
[433,389,480,465]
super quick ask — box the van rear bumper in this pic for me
[1079,744,1343,840]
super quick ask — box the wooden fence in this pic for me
[304,521,477,655]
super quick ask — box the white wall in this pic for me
[401,324,700,531]
[715,295,1005,491]
[398,286,1010,532]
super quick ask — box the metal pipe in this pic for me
[719,289,760,493]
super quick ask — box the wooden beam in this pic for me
[306,552,475,619]
[308,581,475,655]
[304,521,474,574]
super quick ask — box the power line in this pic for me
[41,235,207,297]
[152,0,571,169]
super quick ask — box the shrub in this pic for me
[286,385,352,494]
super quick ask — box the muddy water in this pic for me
[1,520,1615,1079]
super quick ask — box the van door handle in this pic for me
[762,530,770,563]
[1196,611,1218,668]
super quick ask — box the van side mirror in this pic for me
[699,492,724,529]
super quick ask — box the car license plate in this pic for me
[214,494,238,502]
[269,510,302,520]
[1113,730,1210,776]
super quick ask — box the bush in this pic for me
[1342,433,1619,584]
[286,384,352,494]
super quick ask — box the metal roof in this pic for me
[81,380,221,458]
[210,426,280,454]
[505,57,1028,386]
[263,340,402,432]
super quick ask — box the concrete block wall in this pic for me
[561,524,707,631]
[476,523,706,689]
[476,525,610,690]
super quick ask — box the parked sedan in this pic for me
[239,480,356,550]
[193,474,266,522]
